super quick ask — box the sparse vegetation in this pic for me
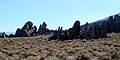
[0,33,119,60]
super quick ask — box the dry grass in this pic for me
[0,33,120,60]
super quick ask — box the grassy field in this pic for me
[0,33,120,60]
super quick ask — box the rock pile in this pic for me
[15,21,37,37]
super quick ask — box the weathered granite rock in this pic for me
[15,21,37,37]
[71,20,81,39]
[114,14,120,32]
[88,24,107,39]
[38,22,49,35]
[49,20,81,40]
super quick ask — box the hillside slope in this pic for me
[0,33,119,60]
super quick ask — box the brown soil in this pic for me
[0,33,120,60]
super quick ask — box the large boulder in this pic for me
[70,20,81,39]
[15,21,37,37]
[72,20,80,32]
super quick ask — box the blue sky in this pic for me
[0,0,120,32]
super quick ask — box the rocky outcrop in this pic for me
[10,14,120,39]
[71,20,81,39]
[88,24,107,39]
[49,26,64,40]
[101,15,120,33]
[49,20,107,40]
[107,16,116,33]
[15,21,37,37]
[0,32,8,38]
[38,22,49,35]
[49,20,81,40]
[114,14,120,32]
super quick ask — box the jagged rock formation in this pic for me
[102,16,115,33]
[49,21,81,40]
[88,24,107,39]
[76,13,120,40]
[101,14,120,33]
[8,13,120,40]
[15,21,37,37]
[71,20,81,39]
[49,20,107,40]
[81,14,120,33]
[38,22,49,35]
[114,14,120,32]
[10,21,50,37]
